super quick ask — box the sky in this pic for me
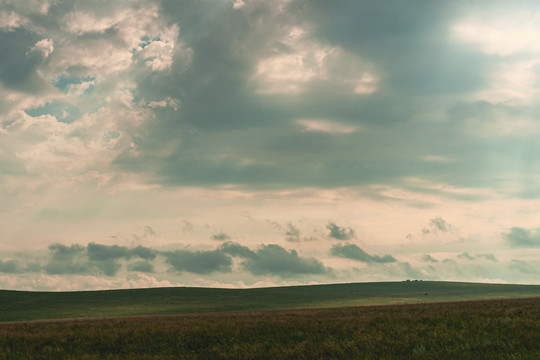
[1,0,540,290]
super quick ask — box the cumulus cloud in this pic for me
[0,11,26,30]
[127,261,154,273]
[43,243,157,276]
[86,243,155,276]
[219,242,256,259]
[87,243,156,261]
[502,227,540,248]
[4,240,330,279]
[241,244,329,277]
[326,222,355,240]
[44,244,91,275]
[477,253,497,262]
[330,243,396,263]
[29,38,53,58]
[0,259,22,273]
[219,242,327,277]
[164,249,232,274]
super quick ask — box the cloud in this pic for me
[0,259,22,273]
[29,38,53,58]
[131,246,157,260]
[285,222,300,242]
[219,241,327,277]
[182,221,194,234]
[421,254,438,263]
[87,243,156,261]
[164,249,232,274]
[502,227,540,248]
[44,243,157,276]
[144,225,156,237]
[423,216,453,234]
[0,28,48,93]
[477,253,497,262]
[219,242,256,259]
[211,232,231,241]
[10,240,331,279]
[509,259,538,274]
[326,222,355,240]
[0,11,26,30]
[430,217,452,232]
[330,243,396,263]
[241,244,329,277]
[44,244,91,275]
[458,252,475,261]
[87,243,130,261]
[127,261,154,273]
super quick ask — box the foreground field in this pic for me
[3,281,540,321]
[2,297,540,359]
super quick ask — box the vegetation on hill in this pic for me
[2,297,540,359]
[2,281,540,322]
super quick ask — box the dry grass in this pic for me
[2,297,540,359]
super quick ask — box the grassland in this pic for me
[2,297,540,359]
[2,281,540,322]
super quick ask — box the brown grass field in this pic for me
[2,296,540,359]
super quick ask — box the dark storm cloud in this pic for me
[108,0,535,193]
[502,227,540,248]
[164,249,232,274]
[0,28,50,94]
[326,222,355,240]
[118,0,448,188]
[300,0,488,95]
[241,244,329,277]
[330,243,396,263]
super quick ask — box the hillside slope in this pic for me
[2,281,540,322]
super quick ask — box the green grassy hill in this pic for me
[2,281,540,322]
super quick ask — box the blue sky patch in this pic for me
[25,102,81,123]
